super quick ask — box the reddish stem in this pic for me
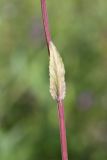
[57,100,68,160]
[40,1,68,160]
[41,0,51,49]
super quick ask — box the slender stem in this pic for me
[40,1,68,160]
[57,100,68,160]
[41,0,51,49]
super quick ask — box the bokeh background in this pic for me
[0,0,107,159]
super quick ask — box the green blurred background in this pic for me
[0,0,107,159]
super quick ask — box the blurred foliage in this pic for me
[0,0,107,159]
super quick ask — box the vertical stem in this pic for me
[41,0,51,48]
[57,100,68,160]
[40,1,68,159]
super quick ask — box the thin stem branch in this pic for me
[57,100,68,160]
[41,0,51,49]
[40,1,68,160]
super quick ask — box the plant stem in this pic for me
[40,0,68,160]
[57,100,68,160]
[41,0,51,49]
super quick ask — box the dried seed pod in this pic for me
[49,41,66,100]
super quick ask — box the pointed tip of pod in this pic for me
[49,41,66,101]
